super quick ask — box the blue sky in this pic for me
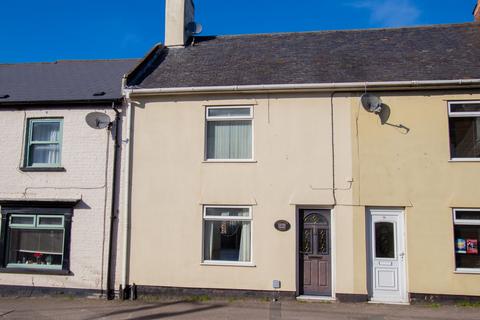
[0,0,477,63]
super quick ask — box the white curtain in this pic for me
[204,221,221,260]
[30,122,60,165]
[31,144,60,165]
[207,120,252,159]
[204,222,214,260]
[238,222,251,262]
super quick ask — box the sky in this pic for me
[0,0,477,63]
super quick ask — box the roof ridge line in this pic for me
[0,58,140,66]
[194,22,479,40]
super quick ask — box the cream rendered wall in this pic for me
[0,107,116,292]
[354,90,480,296]
[128,93,359,294]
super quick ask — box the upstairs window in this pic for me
[205,107,253,160]
[448,102,480,159]
[25,118,63,167]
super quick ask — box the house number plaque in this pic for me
[274,220,291,232]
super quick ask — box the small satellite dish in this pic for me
[186,21,203,34]
[85,112,111,129]
[361,93,383,114]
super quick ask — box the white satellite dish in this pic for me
[85,112,111,129]
[186,21,203,34]
[361,93,383,114]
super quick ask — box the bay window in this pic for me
[0,206,72,273]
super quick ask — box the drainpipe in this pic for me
[106,103,122,300]
[120,77,133,299]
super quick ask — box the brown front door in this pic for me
[299,209,331,296]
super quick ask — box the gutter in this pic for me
[124,79,480,96]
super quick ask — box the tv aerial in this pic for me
[361,93,383,114]
[85,112,112,130]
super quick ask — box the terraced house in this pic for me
[120,0,480,304]
[0,59,136,297]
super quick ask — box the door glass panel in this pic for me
[304,213,328,226]
[375,222,395,258]
[318,229,329,255]
[302,228,312,254]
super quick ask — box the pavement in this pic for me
[0,297,479,320]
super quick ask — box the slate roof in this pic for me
[128,23,480,89]
[0,59,139,105]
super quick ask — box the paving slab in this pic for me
[0,297,478,320]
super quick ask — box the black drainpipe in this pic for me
[106,103,122,300]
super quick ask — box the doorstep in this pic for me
[368,299,410,305]
[296,295,336,302]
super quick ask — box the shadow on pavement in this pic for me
[91,300,186,319]
[128,303,225,320]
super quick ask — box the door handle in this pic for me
[399,252,405,260]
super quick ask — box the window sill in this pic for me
[454,269,480,274]
[20,167,66,172]
[201,261,256,267]
[0,267,72,276]
[202,160,257,164]
[449,158,480,162]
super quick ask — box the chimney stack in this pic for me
[165,0,195,47]
[475,0,480,21]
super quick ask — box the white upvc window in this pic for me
[448,101,480,160]
[202,206,253,265]
[205,106,253,161]
[453,209,480,273]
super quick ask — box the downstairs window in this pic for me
[0,206,72,273]
[203,206,252,264]
[453,209,480,271]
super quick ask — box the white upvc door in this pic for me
[367,208,407,304]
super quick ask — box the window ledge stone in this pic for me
[454,269,480,274]
[20,167,66,172]
[201,261,256,267]
[202,160,257,164]
[0,268,72,276]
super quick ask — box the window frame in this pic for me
[202,205,254,266]
[447,101,480,161]
[452,208,480,273]
[24,118,64,168]
[204,106,254,162]
[0,205,72,275]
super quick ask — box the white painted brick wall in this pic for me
[0,106,118,292]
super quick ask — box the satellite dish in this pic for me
[361,93,383,114]
[186,21,203,34]
[85,112,111,129]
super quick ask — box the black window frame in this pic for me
[448,101,480,160]
[453,208,480,272]
[0,203,73,275]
